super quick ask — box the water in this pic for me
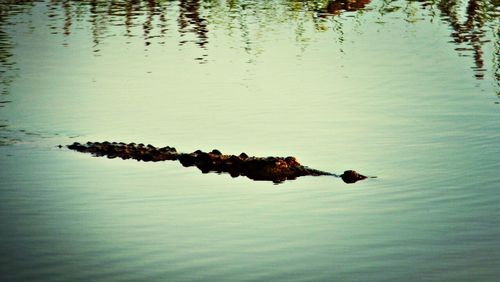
[1,0,499,281]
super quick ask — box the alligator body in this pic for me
[67,141,371,184]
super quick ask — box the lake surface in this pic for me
[1,0,499,281]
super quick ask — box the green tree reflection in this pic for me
[0,0,498,84]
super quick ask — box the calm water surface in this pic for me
[1,0,499,281]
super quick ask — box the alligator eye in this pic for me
[210,149,222,155]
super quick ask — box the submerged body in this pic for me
[67,141,369,184]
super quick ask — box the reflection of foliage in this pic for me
[178,0,208,49]
[0,28,14,96]
[0,3,36,96]
[435,0,498,80]
[374,0,498,83]
[321,0,371,14]
[0,2,37,133]
[0,0,498,82]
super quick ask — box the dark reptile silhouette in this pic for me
[67,141,374,184]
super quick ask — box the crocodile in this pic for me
[66,141,373,184]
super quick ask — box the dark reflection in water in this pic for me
[0,28,14,97]
[436,0,498,80]
[0,0,498,85]
[178,0,208,49]
[318,0,372,15]
[0,3,35,132]
[0,0,497,143]
[0,3,32,97]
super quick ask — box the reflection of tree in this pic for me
[0,28,15,97]
[178,0,208,49]
[313,0,370,54]
[0,3,36,97]
[52,0,208,50]
[362,0,497,84]
[63,0,72,37]
[0,23,13,129]
[0,2,36,136]
[0,0,498,85]
[435,0,497,80]
[322,0,371,14]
